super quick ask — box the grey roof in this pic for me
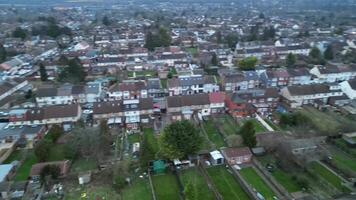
[348,79,356,90]
[85,83,100,94]
[147,78,161,90]
[167,94,210,108]
[36,87,57,98]
[287,84,331,96]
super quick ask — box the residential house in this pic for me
[167,75,219,96]
[260,69,290,87]
[287,67,312,85]
[310,64,356,83]
[36,83,102,106]
[147,78,166,99]
[0,78,29,108]
[0,123,46,145]
[280,84,344,108]
[221,71,260,92]
[107,81,148,100]
[340,79,356,99]
[226,88,279,116]
[8,104,81,127]
[209,92,225,114]
[225,93,256,118]
[93,98,154,129]
[166,94,211,121]
[221,147,253,165]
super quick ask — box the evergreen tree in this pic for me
[324,45,334,60]
[309,47,324,64]
[309,47,322,60]
[39,63,48,81]
[239,120,257,148]
[59,57,86,83]
[0,44,6,63]
[160,120,202,159]
[25,89,32,99]
[286,53,296,67]
[102,16,110,26]
[12,27,27,40]
[211,53,218,66]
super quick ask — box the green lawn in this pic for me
[264,118,280,131]
[271,169,301,193]
[186,47,198,56]
[128,133,141,144]
[216,115,237,136]
[299,107,356,135]
[143,128,159,154]
[203,120,225,148]
[14,151,38,181]
[152,173,180,200]
[3,150,24,164]
[122,178,152,200]
[47,144,67,162]
[71,158,97,173]
[160,79,167,89]
[257,155,301,193]
[64,185,120,200]
[240,167,276,200]
[246,119,266,133]
[206,166,249,200]
[308,162,350,192]
[330,149,356,172]
[180,168,215,200]
[128,70,157,78]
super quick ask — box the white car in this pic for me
[83,110,93,114]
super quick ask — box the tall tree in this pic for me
[211,53,218,66]
[12,27,27,40]
[59,57,86,83]
[144,27,171,51]
[39,63,48,81]
[309,47,325,65]
[34,139,52,162]
[286,53,296,67]
[309,47,322,60]
[99,120,112,155]
[324,45,334,60]
[239,120,257,148]
[102,16,110,26]
[238,57,258,70]
[160,120,202,159]
[0,44,6,63]
[158,27,171,47]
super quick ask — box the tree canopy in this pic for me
[144,27,171,51]
[34,139,52,162]
[238,57,258,70]
[12,27,27,40]
[160,120,202,159]
[58,57,86,83]
[239,120,257,148]
[286,53,296,67]
[39,63,48,81]
[309,47,324,64]
[102,16,111,26]
[0,44,6,63]
[324,45,334,60]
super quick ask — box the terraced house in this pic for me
[167,74,219,96]
[92,98,154,129]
